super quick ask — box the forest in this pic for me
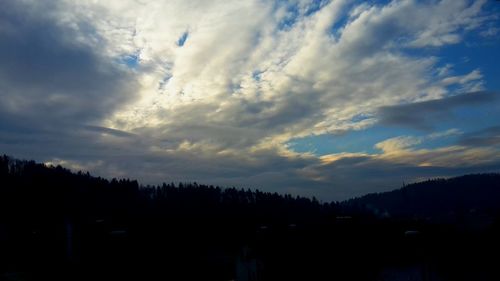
[1,155,499,281]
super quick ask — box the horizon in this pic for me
[1,0,500,200]
[8,153,500,203]
[9,153,499,203]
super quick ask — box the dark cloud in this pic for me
[0,0,143,184]
[0,0,140,178]
[458,126,500,147]
[378,91,498,130]
[0,0,139,125]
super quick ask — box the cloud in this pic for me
[308,149,500,199]
[458,126,500,147]
[0,0,140,126]
[1,0,498,201]
[310,128,500,199]
[99,0,491,139]
[377,91,498,130]
[480,26,499,38]
[82,126,138,139]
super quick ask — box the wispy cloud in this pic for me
[1,0,499,200]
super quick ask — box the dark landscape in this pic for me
[1,155,499,280]
[2,0,500,280]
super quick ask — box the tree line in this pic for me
[1,154,500,281]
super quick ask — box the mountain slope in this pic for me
[343,174,500,225]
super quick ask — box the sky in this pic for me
[1,0,499,201]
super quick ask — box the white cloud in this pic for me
[375,129,462,154]
[66,0,488,135]
[480,26,499,38]
[375,136,423,154]
[1,0,498,200]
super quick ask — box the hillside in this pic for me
[343,174,500,227]
[1,155,500,281]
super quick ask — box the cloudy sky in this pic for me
[1,0,499,200]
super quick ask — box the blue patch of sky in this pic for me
[120,53,140,69]
[327,0,414,40]
[252,70,263,81]
[287,126,421,155]
[359,1,500,92]
[276,3,300,30]
[288,92,500,156]
[421,31,500,92]
[303,0,329,16]
[288,124,461,156]
[274,0,335,31]
[441,97,500,132]
[328,0,361,38]
[446,38,500,91]
[399,41,500,92]
[287,1,500,156]
[402,2,499,91]
[177,32,189,47]
[329,15,349,39]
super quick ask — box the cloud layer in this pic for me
[1,0,499,200]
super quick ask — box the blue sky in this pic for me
[288,0,500,162]
[288,91,500,156]
[1,0,499,200]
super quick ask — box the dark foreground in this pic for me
[1,156,500,280]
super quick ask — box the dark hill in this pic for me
[0,155,336,280]
[343,174,500,227]
[1,155,500,281]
